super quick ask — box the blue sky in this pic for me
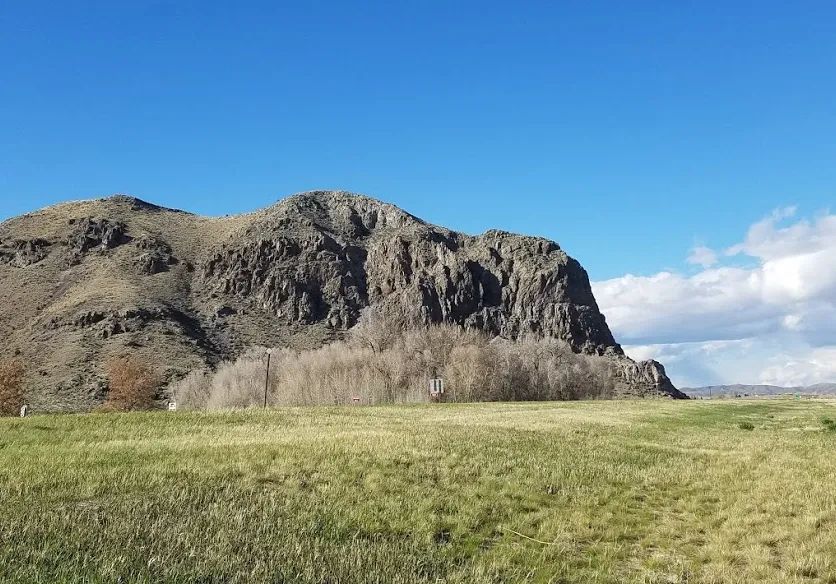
[2,1,835,385]
[3,1,835,279]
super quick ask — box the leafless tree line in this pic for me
[172,306,617,410]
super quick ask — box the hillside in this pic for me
[685,383,836,398]
[0,191,685,411]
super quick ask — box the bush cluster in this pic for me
[101,355,159,412]
[172,307,617,410]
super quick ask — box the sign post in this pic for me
[429,378,444,401]
[263,349,272,409]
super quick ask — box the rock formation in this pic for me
[0,191,686,410]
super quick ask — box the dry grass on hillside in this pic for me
[0,196,259,413]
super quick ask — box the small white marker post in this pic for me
[429,378,444,401]
[168,401,177,412]
[19,404,27,418]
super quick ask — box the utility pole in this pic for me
[263,348,272,409]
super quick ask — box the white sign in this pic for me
[19,405,27,418]
[429,378,444,397]
[168,402,177,411]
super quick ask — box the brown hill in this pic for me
[0,191,686,411]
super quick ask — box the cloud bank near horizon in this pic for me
[592,208,836,388]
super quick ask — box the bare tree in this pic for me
[349,304,418,354]
[170,369,211,409]
[182,322,619,409]
[445,344,499,402]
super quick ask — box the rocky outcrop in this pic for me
[615,359,688,399]
[200,233,367,328]
[198,193,620,356]
[0,238,51,267]
[132,235,176,274]
[0,190,686,410]
[192,191,682,398]
[66,217,128,265]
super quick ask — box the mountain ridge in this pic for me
[684,383,836,397]
[1,191,687,410]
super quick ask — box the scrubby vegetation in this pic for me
[0,358,24,416]
[172,308,616,409]
[1,399,835,583]
[102,354,159,411]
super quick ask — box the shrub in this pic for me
[0,359,25,416]
[170,369,212,410]
[445,344,500,402]
[104,355,159,411]
[820,417,836,432]
[205,352,267,409]
[739,421,755,431]
[185,309,619,409]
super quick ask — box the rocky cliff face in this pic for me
[0,191,686,410]
[198,193,620,354]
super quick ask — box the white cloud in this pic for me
[758,347,836,387]
[622,338,835,389]
[593,208,836,387]
[725,206,836,261]
[687,245,718,268]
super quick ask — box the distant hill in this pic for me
[0,191,686,411]
[683,383,836,398]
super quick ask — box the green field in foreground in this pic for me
[1,400,835,583]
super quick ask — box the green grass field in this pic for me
[1,399,835,583]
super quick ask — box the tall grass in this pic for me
[1,399,835,583]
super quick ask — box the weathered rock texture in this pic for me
[0,191,686,411]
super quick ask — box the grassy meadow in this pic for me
[1,398,835,583]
